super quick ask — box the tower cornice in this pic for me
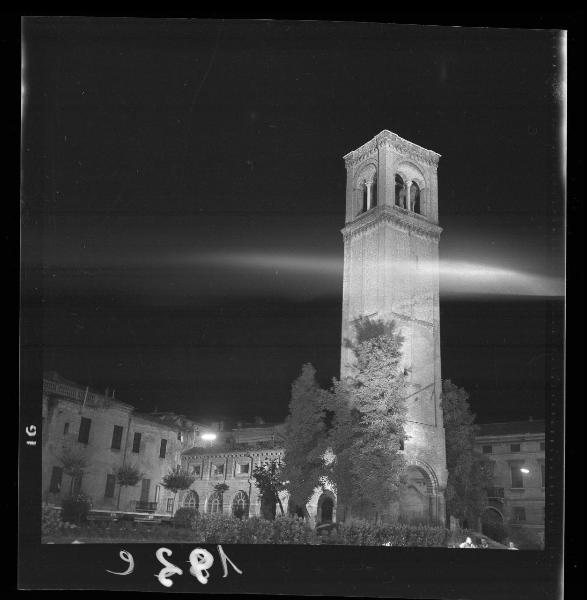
[343,130,441,169]
[341,205,443,241]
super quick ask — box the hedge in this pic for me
[321,520,448,547]
[191,514,321,545]
[188,514,447,546]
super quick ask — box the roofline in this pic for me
[343,130,441,165]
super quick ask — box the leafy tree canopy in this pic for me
[329,318,408,517]
[60,448,87,478]
[282,363,330,506]
[115,464,142,487]
[161,465,196,495]
[252,459,286,519]
[441,379,493,522]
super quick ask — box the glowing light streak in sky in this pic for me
[190,252,564,298]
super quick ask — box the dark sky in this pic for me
[22,18,565,426]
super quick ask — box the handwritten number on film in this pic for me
[107,545,242,588]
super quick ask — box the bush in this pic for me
[322,520,447,547]
[173,507,199,528]
[507,526,543,550]
[61,494,91,524]
[272,516,320,544]
[42,504,62,536]
[237,516,274,544]
[189,514,320,544]
[482,520,508,543]
[192,513,243,544]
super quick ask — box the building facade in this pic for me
[42,372,210,515]
[474,419,545,546]
[340,130,448,524]
[177,424,336,526]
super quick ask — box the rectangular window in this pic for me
[212,463,225,477]
[111,425,123,450]
[49,466,63,493]
[510,443,521,453]
[191,464,202,477]
[510,463,524,488]
[159,439,167,459]
[63,422,69,435]
[132,432,141,453]
[482,445,493,454]
[177,431,183,441]
[541,463,545,488]
[512,507,526,522]
[105,474,116,498]
[78,417,91,444]
[540,442,545,451]
[237,462,250,475]
[166,498,174,513]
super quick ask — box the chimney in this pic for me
[529,416,533,422]
[254,416,265,425]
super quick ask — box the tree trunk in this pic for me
[276,494,284,516]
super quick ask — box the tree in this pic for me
[328,317,408,521]
[281,363,330,509]
[115,464,143,510]
[161,465,195,514]
[251,459,286,520]
[212,482,229,513]
[441,379,493,526]
[60,448,87,495]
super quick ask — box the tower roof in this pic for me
[343,130,440,168]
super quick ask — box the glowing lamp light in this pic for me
[520,468,530,474]
[201,432,217,441]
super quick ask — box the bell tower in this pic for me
[340,130,447,523]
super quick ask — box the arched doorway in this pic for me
[231,490,249,519]
[481,507,505,542]
[316,491,336,524]
[400,466,434,523]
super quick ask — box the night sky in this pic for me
[22,18,565,426]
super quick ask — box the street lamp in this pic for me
[201,432,217,448]
[520,468,530,474]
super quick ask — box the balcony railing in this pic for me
[486,487,505,500]
[134,501,158,513]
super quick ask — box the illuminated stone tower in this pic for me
[340,130,447,524]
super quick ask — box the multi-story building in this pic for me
[42,372,338,525]
[42,372,212,515]
[474,419,545,546]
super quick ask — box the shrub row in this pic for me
[321,520,448,547]
[189,514,447,546]
[191,514,321,545]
